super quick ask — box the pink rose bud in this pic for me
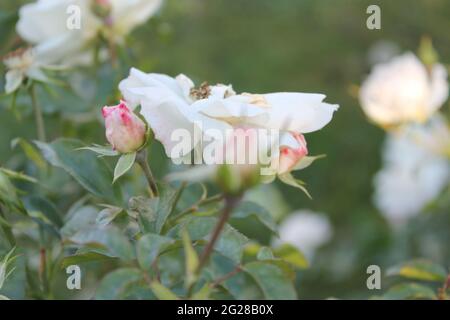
[102,101,146,153]
[277,133,308,174]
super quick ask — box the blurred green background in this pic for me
[0,0,449,299]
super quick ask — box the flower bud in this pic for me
[102,101,146,153]
[276,133,308,175]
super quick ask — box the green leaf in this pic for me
[129,184,178,234]
[155,183,178,234]
[11,138,47,170]
[182,229,199,288]
[96,206,124,227]
[77,145,119,157]
[206,255,263,299]
[150,281,179,300]
[257,247,275,260]
[0,247,17,290]
[273,243,309,269]
[278,173,312,199]
[387,259,447,282]
[0,214,12,228]
[192,283,212,300]
[0,170,26,215]
[61,251,116,269]
[25,196,63,228]
[247,245,297,280]
[34,139,122,204]
[68,226,135,261]
[0,168,37,184]
[60,206,98,238]
[231,201,278,235]
[383,283,437,300]
[292,154,326,171]
[136,233,174,271]
[171,217,248,264]
[243,261,297,300]
[113,152,136,183]
[95,268,143,300]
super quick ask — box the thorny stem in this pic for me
[196,194,242,274]
[171,194,224,225]
[136,149,159,197]
[29,84,46,142]
[210,266,242,288]
[186,194,241,298]
[169,181,188,216]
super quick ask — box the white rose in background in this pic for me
[273,210,332,259]
[16,0,162,65]
[2,48,48,94]
[16,0,100,65]
[108,0,163,39]
[359,53,448,127]
[373,115,450,226]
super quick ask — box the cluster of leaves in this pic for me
[1,0,449,301]
[378,260,450,300]
[0,138,309,299]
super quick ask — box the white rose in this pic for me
[108,0,163,37]
[119,68,338,161]
[119,68,338,193]
[16,0,162,65]
[373,115,450,226]
[118,68,234,158]
[359,53,448,127]
[3,48,48,94]
[16,0,100,65]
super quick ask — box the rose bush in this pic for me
[0,0,449,302]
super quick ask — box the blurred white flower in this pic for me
[16,0,162,65]
[373,115,450,226]
[107,0,163,38]
[273,210,332,258]
[3,48,48,94]
[359,53,448,127]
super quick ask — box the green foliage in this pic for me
[35,139,124,204]
[387,259,448,282]
[382,283,437,300]
[243,261,297,300]
[95,268,143,300]
[0,0,449,301]
[113,152,136,183]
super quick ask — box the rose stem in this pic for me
[197,194,242,273]
[136,149,159,197]
[29,84,46,142]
